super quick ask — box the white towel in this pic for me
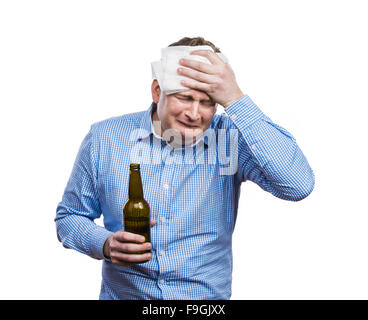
[151,45,228,95]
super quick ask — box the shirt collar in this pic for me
[138,102,209,148]
[137,102,155,140]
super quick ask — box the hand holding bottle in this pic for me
[103,220,156,266]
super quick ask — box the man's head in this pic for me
[151,36,221,146]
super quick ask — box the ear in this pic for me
[151,79,161,104]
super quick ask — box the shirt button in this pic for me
[159,279,165,284]
[159,250,165,256]
[251,144,257,151]
[163,184,169,190]
[161,217,166,223]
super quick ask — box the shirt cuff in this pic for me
[224,94,264,130]
[90,226,114,260]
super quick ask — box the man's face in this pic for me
[152,84,217,145]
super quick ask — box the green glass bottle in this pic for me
[123,163,151,256]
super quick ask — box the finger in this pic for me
[115,230,145,243]
[150,220,157,227]
[179,57,215,74]
[116,241,152,254]
[180,78,212,93]
[189,50,223,65]
[112,251,152,264]
[177,67,216,84]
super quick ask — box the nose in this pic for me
[184,101,201,122]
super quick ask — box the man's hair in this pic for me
[152,36,220,109]
[168,36,221,53]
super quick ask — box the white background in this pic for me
[0,0,367,299]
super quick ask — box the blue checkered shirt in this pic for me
[55,95,315,299]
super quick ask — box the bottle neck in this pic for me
[128,169,144,200]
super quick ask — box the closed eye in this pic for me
[175,95,216,106]
[176,95,191,101]
[202,100,216,107]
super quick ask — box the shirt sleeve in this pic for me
[55,125,113,260]
[225,95,315,201]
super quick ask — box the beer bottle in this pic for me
[123,163,151,256]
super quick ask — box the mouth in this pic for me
[177,120,200,128]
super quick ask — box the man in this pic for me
[55,37,315,299]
